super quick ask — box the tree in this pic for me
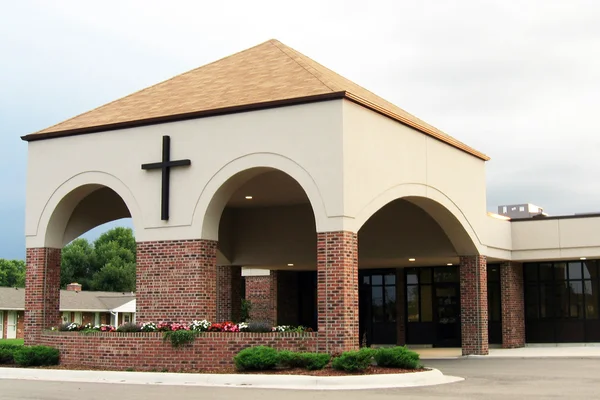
[0,259,26,287]
[60,227,136,292]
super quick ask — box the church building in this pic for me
[21,40,600,367]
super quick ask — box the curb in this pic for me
[0,367,464,390]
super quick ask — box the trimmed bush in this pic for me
[374,346,421,369]
[299,353,330,370]
[234,346,279,371]
[0,344,21,364]
[331,348,375,372]
[277,350,303,368]
[13,346,59,367]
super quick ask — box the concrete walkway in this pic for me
[412,345,600,359]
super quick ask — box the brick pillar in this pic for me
[459,255,489,355]
[245,271,278,325]
[317,231,359,354]
[136,239,217,322]
[24,247,61,345]
[501,261,525,348]
[216,266,242,322]
[396,268,406,345]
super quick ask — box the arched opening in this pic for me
[26,184,137,341]
[208,168,318,328]
[357,196,482,349]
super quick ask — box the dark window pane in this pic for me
[526,284,539,319]
[568,262,583,280]
[407,285,419,322]
[420,285,433,322]
[372,286,384,322]
[488,265,500,282]
[372,275,383,285]
[434,267,458,282]
[488,282,501,322]
[554,281,569,318]
[406,272,418,285]
[539,263,554,281]
[362,276,370,285]
[585,280,599,319]
[385,286,396,322]
[385,274,396,285]
[583,261,597,280]
[524,264,538,282]
[554,263,568,281]
[540,283,553,318]
[569,281,584,319]
[420,269,432,284]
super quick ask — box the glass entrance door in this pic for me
[359,271,397,345]
[434,284,461,347]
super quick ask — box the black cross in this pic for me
[141,135,191,221]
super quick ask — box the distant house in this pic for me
[0,283,135,339]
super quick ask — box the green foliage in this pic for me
[247,321,272,332]
[234,346,279,371]
[163,330,197,347]
[60,227,136,292]
[373,346,421,369]
[13,346,60,367]
[277,350,330,370]
[116,322,142,332]
[331,348,375,372]
[0,259,26,287]
[240,299,252,322]
[0,343,22,364]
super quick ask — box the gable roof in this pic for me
[0,287,134,312]
[22,39,489,161]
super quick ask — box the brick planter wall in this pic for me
[40,331,318,371]
[459,255,489,355]
[500,261,525,348]
[246,273,278,325]
[24,247,61,345]
[136,239,218,322]
[317,231,359,354]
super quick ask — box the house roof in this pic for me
[0,287,135,312]
[21,39,489,161]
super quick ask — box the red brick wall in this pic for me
[317,231,359,354]
[136,239,217,322]
[460,255,489,355]
[216,266,242,322]
[501,261,525,348]
[245,273,277,325]
[24,247,61,344]
[40,331,318,370]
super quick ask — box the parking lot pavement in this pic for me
[1,358,599,399]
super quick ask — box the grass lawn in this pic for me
[0,338,24,345]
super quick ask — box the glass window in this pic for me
[488,265,500,282]
[526,285,539,319]
[372,286,384,322]
[539,263,553,281]
[554,263,568,281]
[524,264,538,282]
[362,276,370,285]
[372,275,383,285]
[488,282,501,322]
[407,285,419,322]
[540,283,553,318]
[385,274,396,285]
[434,267,458,283]
[420,285,433,322]
[554,281,569,318]
[583,261,597,280]
[385,286,396,322]
[406,272,418,285]
[585,280,599,319]
[568,262,583,280]
[420,269,432,284]
[569,281,584,319]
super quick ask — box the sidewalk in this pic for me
[412,345,600,359]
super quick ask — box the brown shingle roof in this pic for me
[0,287,134,311]
[22,39,488,160]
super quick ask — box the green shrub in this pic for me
[163,330,196,347]
[374,346,421,369]
[299,353,330,370]
[247,321,272,333]
[234,346,279,371]
[331,348,375,372]
[13,346,60,367]
[240,299,252,322]
[277,350,303,368]
[0,344,21,364]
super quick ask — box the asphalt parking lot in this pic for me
[1,358,599,399]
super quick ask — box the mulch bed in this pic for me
[1,364,424,376]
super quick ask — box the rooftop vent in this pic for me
[498,203,548,219]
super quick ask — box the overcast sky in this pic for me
[1,0,599,260]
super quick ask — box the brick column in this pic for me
[459,255,488,355]
[245,271,278,325]
[216,266,242,322]
[136,239,217,322]
[24,247,61,345]
[396,268,406,345]
[317,231,359,354]
[500,261,525,348]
